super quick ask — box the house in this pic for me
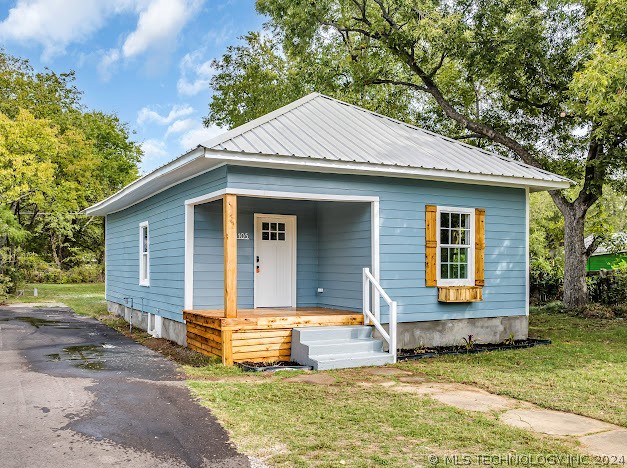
[585,233,627,272]
[85,93,571,369]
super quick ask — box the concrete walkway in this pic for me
[362,369,627,458]
[0,305,250,468]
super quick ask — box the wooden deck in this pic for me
[183,308,364,365]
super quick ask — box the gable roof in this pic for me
[85,93,571,215]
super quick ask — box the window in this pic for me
[261,222,286,241]
[139,221,150,286]
[437,207,474,286]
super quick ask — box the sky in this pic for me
[0,0,265,173]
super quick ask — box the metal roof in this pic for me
[85,93,572,216]
[585,233,627,256]
[201,93,571,185]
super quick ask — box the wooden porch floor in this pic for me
[183,307,364,365]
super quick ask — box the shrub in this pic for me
[20,254,104,284]
[0,274,13,301]
[530,267,563,304]
[61,264,104,283]
[587,269,627,306]
[576,303,615,319]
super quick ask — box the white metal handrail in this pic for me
[362,267,397,362]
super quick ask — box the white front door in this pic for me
[254,214,296,308]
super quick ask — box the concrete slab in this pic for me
[500,409,615,436]
[390,382,467,395]
[389,382,517,412]
[431,390,518,412]
[579,430,627,458]
[364,367,412,376]
[4,302,69,308]
[379,381,397,387]
[283,373,336,385]
[399,376,428,384]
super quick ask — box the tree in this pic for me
[0,51,141,287]
[206,0,627,308]
[205,32,419,129]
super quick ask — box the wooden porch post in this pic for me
[223,194,238,319]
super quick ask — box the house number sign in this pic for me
[237,233,250,240]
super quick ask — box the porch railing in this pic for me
[362,267,397,363]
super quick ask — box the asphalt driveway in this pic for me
[0,305,250,468]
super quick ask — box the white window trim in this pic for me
[139,221,150,287]
[436,206,475,287]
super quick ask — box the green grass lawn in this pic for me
[7,284,625,466]
[6,283,107,318]
[188,377,578,467]
[398,310,627,428]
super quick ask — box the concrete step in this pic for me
[303,338,383,355]
[292,325,373,342]
[311,351,394,370]
[291,325,393,370]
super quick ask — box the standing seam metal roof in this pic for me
[202,92,569,183]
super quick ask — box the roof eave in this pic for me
[83,146,206,216]
[203,149,573,192]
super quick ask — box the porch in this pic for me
[183,189,382,365]
[183,307,364,365]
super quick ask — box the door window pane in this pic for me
[262,219,287,241]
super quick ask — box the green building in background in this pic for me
[585,234,627,272]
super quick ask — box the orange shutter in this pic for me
[425,205,437,286]
[475,208,485,287]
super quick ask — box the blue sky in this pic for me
[0,0,265,173]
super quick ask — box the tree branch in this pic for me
[507,92,550,110]
[454,133,483,140]
[585,235,603,258]
[428,52,446,79]
[366,78,427,91]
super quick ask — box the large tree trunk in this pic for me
[562,210,588,308]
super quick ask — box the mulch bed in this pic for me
[398,338,551,360]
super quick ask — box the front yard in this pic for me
[8,284,626,466]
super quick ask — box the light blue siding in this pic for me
[192,197,370,311]
[105,167,227,322]
[317,202,371,312]
[192,200,223,309]
[105,164,527,325]
[193,197,321,309]
[226,166,527,323]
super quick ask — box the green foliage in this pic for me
[529,188,627,303]
[0,51,141,290]
[461,334,477,350]
[18,252,103,284]
[205,31,421,131]
[207,0,627,307]
[587,269,627,306]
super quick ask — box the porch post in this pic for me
[223,193,238,318]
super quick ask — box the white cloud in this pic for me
[140,138,170,172]
[179,123,222,149]
[165,118,197,137]
[0,0,203,71]
[98,48,121,81]
[137,104,195,126]
[177,48,215,96]
[122,0,202,58]
[0,0,130,60]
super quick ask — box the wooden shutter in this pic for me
[425,205,437,286]
[475,208,485,287]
